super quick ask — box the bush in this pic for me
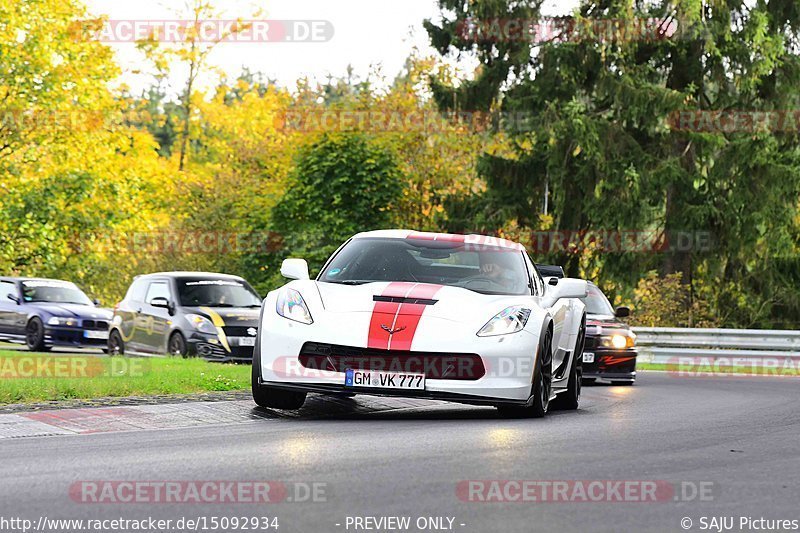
[629,271,718,328]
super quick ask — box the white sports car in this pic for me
[252,230,588,417]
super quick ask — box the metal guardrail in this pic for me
[631,327,800,366]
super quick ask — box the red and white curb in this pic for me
[0,401,262,439]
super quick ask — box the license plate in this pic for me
[344,369,425,390]
[237,337,256,347]
[583,352,595,363]
[84,330,109,340]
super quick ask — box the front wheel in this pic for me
[251,361,306,409]
[26,317,47,352]
[497,327,552,418]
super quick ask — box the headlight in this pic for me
[276,288,313,325]
[47,317,77,327]
[600,333,635,349]
[477,306,531,337]
[185,314,218,334]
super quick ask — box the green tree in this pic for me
[426,0,800,327]
[261,133,405,290]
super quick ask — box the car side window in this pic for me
[523,253,544,296]
[125,279,149,302]
[1,281,17,301]
[144,282,170,305]
[519,252,537,296]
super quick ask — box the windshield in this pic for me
[319,237,530,296]
[177,278,261,307]
[581,284,616,316]
[22,280,93,306]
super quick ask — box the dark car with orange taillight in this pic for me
[579,282,637,385]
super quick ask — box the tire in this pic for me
[251,357,307,409]
[107,330,125,356]
[168,331,188,358]
[25,317,47,352]
[497,327,552,418]
[552,314,585,411]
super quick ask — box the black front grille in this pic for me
[196,342,253,359]
[81,320,109,330]
[298,342,485,380]
[223,326,256,337]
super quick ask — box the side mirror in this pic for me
[538,265,565,279]
[615,306,631,318]
[7,293,20,305]
[150,297,171,309]
[542,278,588,307]
[281,258,310,280]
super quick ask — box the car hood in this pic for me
[184,306,261,326]
[587,314,631,332]
[33,303,113,319]
[310,281,528,324]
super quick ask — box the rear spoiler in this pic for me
[536,265,565,279]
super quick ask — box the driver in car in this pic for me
[474,254,519,292]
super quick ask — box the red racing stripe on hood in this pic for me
[367,283,444,351]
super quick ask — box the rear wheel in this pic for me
[25,317,46,352]
[552,315,585,411]
[107,330,124,356]
[168,331,188,358]
[497,327,552,418]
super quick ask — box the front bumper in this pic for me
[257,312,548,403]
[188,333,255,363]
[44,326,108,349]
[582,345,637,381]
[258,379,531,406]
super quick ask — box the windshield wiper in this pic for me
[325,280,375,286]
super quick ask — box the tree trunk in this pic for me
[178,46,197,172]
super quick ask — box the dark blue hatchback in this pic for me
[0,277,112,352]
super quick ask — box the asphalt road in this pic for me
[0,372,798,533]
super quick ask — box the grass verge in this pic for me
[638,362,797,376]
[0,349,250,405]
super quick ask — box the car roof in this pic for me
[0,277,75,284]
[351,230,525,250]
[132,271,246,280]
